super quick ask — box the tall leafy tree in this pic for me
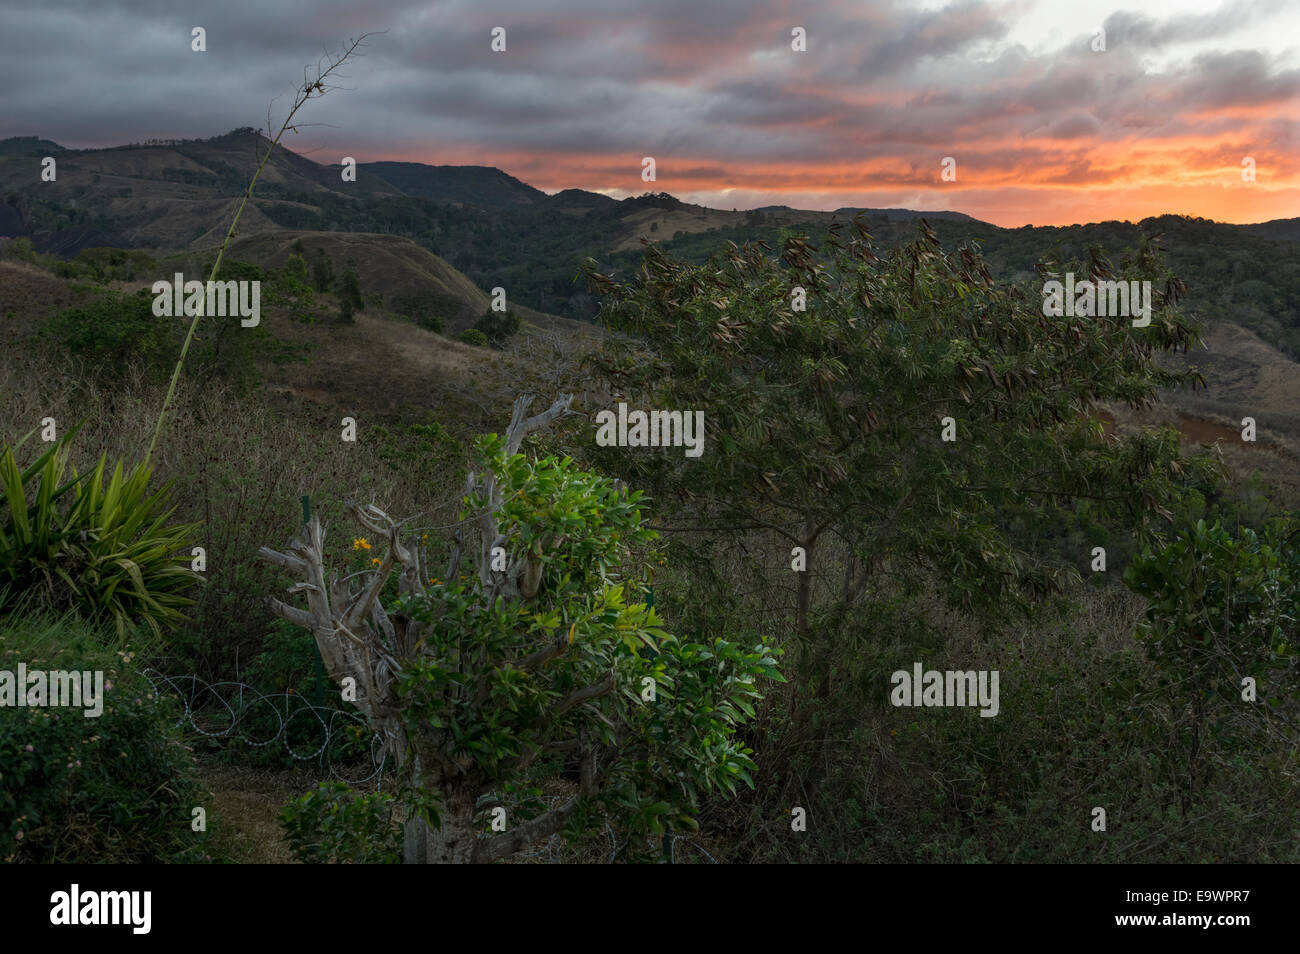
[581,220,1220,712]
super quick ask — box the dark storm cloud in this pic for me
[0,0,1294,224]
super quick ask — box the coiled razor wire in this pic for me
[140,669,389,787]
[140,670,720,860]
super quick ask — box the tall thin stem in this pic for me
[145,33,375,465]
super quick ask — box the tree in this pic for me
[261,395,781,863]
[338,268,364,314]
[310,247,335,292]
[473,307,521,348]
[581,221,1219,724]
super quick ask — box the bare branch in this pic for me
[473,798,581,864]
[515,633,570,671]
[550,672,617,720]
[258,547,308,575]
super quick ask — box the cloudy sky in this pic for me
[2,0,1297,225]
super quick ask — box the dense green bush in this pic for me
[49,248,158,284]
[472,307,520,347]
[456,328,488,347]
[264,254,316,323]
[1124,516,1300,812]
[280,781,401,863]
[309,248,334,292]
[337,269,364,314]
[40,290,176,379]
[0,613,212,863]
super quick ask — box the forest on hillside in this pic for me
[248,189,1300,357]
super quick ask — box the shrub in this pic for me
[309,248,334,292]
[202,258,264,284]
[3,237,37,263]
[0,613,212,863]
[456,328,488,347]
[281,781,401,863]
[265,254,316,323]
[0,428,202,638]
[337,269,363,313]
[40,290,176,380]
[1124,516,1300,811]
[473,307,520,347]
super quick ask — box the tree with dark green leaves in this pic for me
[310,247,335,292]
[581,219,1220,720]
[473,306,521,347]
[338,268,364,314]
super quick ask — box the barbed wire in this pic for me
[139,670,720,862]
[139,669,389,786]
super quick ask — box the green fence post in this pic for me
[302,495,326,710]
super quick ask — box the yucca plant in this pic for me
[0,426,201,637]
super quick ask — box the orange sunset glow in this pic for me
[3,0,1298,225]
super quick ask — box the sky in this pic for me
[1,0,1297,226]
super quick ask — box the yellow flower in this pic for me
[353,537,371,551]
[371,557,381,565]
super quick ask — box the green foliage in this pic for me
[0,613,211,863]
[582,222,1220,700]
[337,268,363,313]
[1125,517,1299,703]
[3,237,37,263]
[309,247,334,292]
[40,289,175,379]
[205,620,369,769]
[204,257,264,284]
[242,618,330,695]
[285,252,309,284]
[265,254,316,323]
[49,247,157,284]
[473,307,521,347]
[456,328,488,347]
[0,428,201,637]
[39,261,280,390]
[371,420,463,484]
[384,435,781,852]
[280,782,401,863]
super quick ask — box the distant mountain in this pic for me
[3,130,1297,361]
[218,229,570,332]
[0,136,65,156]
[1240,218,1300,243]
[833,207,976,222]
[358,161,545,208]
[548,188,619,209]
